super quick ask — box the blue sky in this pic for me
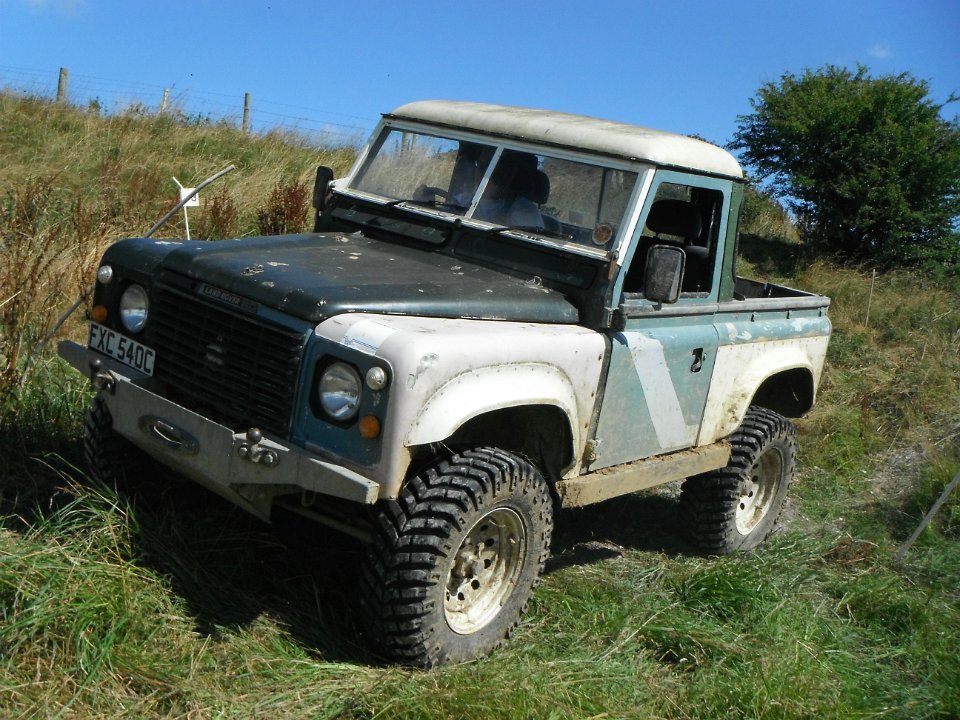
[1,0,958,154]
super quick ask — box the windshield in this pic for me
[349,127,639,253]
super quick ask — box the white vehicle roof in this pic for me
[387,100,743,179]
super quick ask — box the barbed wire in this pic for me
[0,64,376,143]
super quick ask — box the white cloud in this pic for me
[868,44,893,60]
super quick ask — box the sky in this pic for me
[1,0,958,157]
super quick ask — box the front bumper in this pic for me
[58,340,380,521]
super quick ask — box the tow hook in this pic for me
[238,427,279,467]
[89,358,115,394]
[139,415,199,454]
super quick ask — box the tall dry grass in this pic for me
[0,92,357,399]
[0,177,112,405]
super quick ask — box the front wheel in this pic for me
[84,395,154,487]
[680,407,796,554]
[360,447,553,667]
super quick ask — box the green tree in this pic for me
[731,66,960,267]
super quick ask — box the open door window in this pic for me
[623,179,726,299]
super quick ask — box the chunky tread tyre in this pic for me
[359,447,553,667]
[680,407,796,555]
[84,396,152,486]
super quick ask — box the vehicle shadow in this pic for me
[737,233,813,277]
[121,474,374,664]
[131,480,698,656]
[1,435,373,664]
[547,489,696,573]
[3,426,699,665]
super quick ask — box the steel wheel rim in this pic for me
[736,448,783,535]
[444,507,526,635]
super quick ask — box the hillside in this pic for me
[1,94,958,719]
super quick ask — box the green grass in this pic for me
[3,463,957,718]
[2,94,959,718]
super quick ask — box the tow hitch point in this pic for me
[89,358,116,393]
[238,427,279,467]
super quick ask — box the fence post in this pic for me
[864,269,876,328]
[160,88,170,114]
[56,67,69,103]
[242,92,251,133]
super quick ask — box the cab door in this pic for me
[585,171,732,471]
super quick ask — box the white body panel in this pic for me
[314,313,606,498]
[699,334,830,444]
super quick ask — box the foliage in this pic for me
[731,65,960,267]
[740,183,799,244]
[0,91,355,236]
[3,248,959,720]
[255,177,311,235]
[194,186,240,240]
[0,177,110,407]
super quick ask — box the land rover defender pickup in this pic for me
[59,101,831,667]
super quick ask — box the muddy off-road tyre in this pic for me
[359,447,553,667]
[680,407,796,555]
[84,395,153,486]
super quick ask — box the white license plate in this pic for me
[87,322,156,376]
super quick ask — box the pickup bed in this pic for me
[59,101,830,667]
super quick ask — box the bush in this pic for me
[255,178,310,235]
[195,186,240,240]
[732,65,960,268]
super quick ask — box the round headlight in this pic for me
[319,362,362,421]
[119,284,149,333]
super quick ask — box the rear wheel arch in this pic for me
[750,367,815,418]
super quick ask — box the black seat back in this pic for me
[645,199,702,240]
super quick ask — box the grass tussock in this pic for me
[1,93,958,718]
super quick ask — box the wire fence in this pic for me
[0,64,375,147]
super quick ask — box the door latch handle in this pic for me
[691,348,704,373]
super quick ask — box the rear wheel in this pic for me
[360,447,553,667]
[680,407,796,554]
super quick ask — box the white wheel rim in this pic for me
[735,448,783,535]
[444,507,526,635]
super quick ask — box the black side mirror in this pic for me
[312,166,335,225]
[643,244,685,304]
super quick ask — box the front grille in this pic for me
[148,282,306,435]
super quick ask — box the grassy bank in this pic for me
[1,95,958,718]
[0,93,355,402]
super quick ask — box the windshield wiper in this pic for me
[486,224,574,241]
[384,198,468,212]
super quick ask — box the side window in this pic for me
[624,181,725,296]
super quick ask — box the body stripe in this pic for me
[619,332,693,448]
